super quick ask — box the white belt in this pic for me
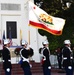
[23,58,29,62]
[63,57,73,60]
[2,60,11,62]
[63,57,67,60]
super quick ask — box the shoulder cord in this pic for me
[20,49,29,62]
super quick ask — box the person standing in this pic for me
[41,40,51,75]
[20,40,34,75]
[55,47,62,69]
[2,39,12,75]
[62,40,74,75]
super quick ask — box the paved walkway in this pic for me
[32,70,66,75]
[33,72,66,75]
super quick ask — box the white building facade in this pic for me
[0,0,47,63]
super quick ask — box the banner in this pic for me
[29,1,65,35]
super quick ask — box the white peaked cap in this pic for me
[64,40,71,44]
[4,39,10,45]
[21,40,28,45]
[42,40,49,45]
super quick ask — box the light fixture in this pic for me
[35,0,43,7]
[66,2,71,8]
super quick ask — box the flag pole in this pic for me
[28,24,30,45]
[20,29,22,45]
[28,0,34,45]
[28,1,30,45]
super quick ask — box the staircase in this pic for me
[0,61,43,75]
[0,61,64,75]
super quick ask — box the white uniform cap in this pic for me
[4,39,10,45]
[21,40,28,45]
[42,40,49,45]
[64,40,71,44]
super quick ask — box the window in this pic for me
[1,3,21,11]
[6,21,17,39]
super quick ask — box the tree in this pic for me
[34,0,74,54]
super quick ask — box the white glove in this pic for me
[30,64,32,68]
[6,68,10,72]
[43,56,46,60]
[68,66,72,70]
[48,66,51,69]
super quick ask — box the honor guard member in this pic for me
[41,40,51,75]
[62,40,74,75]
[2,39,12,75]
[20,40,34,75]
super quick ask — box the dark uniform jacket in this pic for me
[41,47,51,67]
[2,47,12,69]
[20,48,34,68]
[62,46,73,67]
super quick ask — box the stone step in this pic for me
[0,61,64,75]
[0,61,43,75]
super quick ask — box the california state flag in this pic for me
[29,1,65,35]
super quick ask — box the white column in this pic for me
[20,0,29,41]
[30,26,40,62]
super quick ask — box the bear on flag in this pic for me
[29,1,65,35]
